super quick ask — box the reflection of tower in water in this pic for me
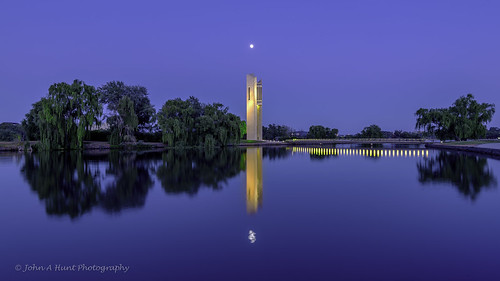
[246,147,263,214]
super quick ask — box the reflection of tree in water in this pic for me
[21,152,101,218]
[20,151,157,218]
[262,147,291,161]
[417,151,497,200]
[99,151,155,212]
[156,148,244,195]
[309,153,338,161]
[20,147,285,217]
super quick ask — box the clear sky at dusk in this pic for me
[1,0,499,134]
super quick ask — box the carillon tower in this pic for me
[246,74,262,140]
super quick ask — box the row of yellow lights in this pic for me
[291,147,429,158]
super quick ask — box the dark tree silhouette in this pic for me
[417,151,497,200]
[156,148,244,195]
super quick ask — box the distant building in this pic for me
[246,74,262,140]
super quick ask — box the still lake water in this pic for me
[1,146,500,281]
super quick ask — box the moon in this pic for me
[249,44,254,49]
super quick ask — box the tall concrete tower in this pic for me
[246,74,262,140]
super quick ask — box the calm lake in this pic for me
[1,146,500,281]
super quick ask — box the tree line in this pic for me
[5,82,498,146]
[262,124,424,140]
[262,94,496,141]
[21,80,242,149]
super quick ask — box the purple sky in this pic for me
[1,0,499,134]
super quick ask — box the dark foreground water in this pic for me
[1,146,500,281]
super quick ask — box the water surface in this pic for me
[1,146,500,280]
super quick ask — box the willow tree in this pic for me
[22,100,44,141]
[38,80,101,150]
[239,121,247,139]
[157,97,198,146]
[98,81,156,132]
[450,94,496,139]
[109,96,139,144]
[201,102,241,147]
[416,94,495,141]
[157,97,241,147]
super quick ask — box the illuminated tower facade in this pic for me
[246,74,262,140]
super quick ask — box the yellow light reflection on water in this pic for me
[246,147,263,214]
[291,147,428,160]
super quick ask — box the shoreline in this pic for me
[425,143,500,158]
[2,140,500,158]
